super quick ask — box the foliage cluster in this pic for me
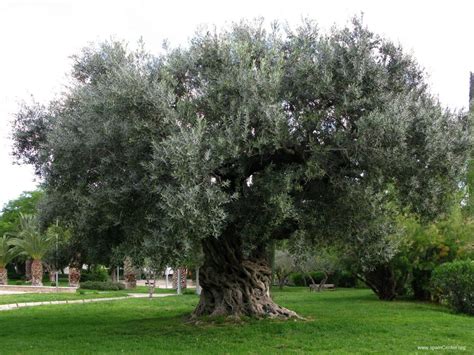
[80,266,109,282]
[345,202,474,301]
[431,259,474,315]
[0,191,43,238]
[8,18,470,315]
[11,18,468,271]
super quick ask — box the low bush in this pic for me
[331,271,357,288]
[431,260,474,315]
[79,281,125,291]
[81,267,109,282]
[7,272,23,280]
[290,270,357,287]
[290,272,323,286]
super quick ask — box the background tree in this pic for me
[0,236,19,285]
[347,201,474,301]
[42,223,72,283]
[11,214,53,286]
[310,247,341,291]
[0,190,43,238]
[123,256,137,289]
[142,257,159,298]
[12,18,468,318]
[345,207,406,300]
[0,190,43,278]
[466,72,474,215]
[274,249,295,289]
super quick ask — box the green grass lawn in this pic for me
[7,279,70,287]
[0,288,472,354]
[0,287,177,305]
[0,290,127,305]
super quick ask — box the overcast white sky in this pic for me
[0,0,473,209]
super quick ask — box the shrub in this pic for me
[7,272,23,280]
[331,271,357,288]
[80,266,108,282]
[79,281,125,291]
[290,270,357,287]
[290,272,323,286]
[15,280,23,285]
[50,282,56,287]
[431,260,474,315]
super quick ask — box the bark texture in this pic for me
[124,256,136,289]
[193,235,300,319]
[0,267,7,285]
[172,267,187,290]
[359,264,397,301]
[25,259,32,281]
[49,271,56,283]
[31,259,43,286]
[68,267,81,287]
[111,267,117,282]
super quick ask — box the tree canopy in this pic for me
[0,190,43,238]
[12,18,469,317]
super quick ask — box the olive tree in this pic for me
[274,249,296,289]
[12,19,468,318]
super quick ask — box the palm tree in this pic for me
[11,214,53,286]
[124,256,137,289]
[0,236,19,285]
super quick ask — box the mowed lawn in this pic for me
[0,288,472,354]
[0,286,173,305]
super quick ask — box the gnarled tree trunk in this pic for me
[193,235,300,319]
[0,267,7,285]
[31,259,43,286]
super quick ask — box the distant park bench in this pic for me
[144,280,155,287]
[309,283,335,292]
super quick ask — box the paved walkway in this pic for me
[0,293,174,312]
[0,290,26,295]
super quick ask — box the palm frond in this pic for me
[0,235,19,267]
[10,214,54,260]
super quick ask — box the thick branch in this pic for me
[214,147,305,191]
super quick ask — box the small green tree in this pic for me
[41,223,72,282]
[274,250,295,289]
[311,248,341,291]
